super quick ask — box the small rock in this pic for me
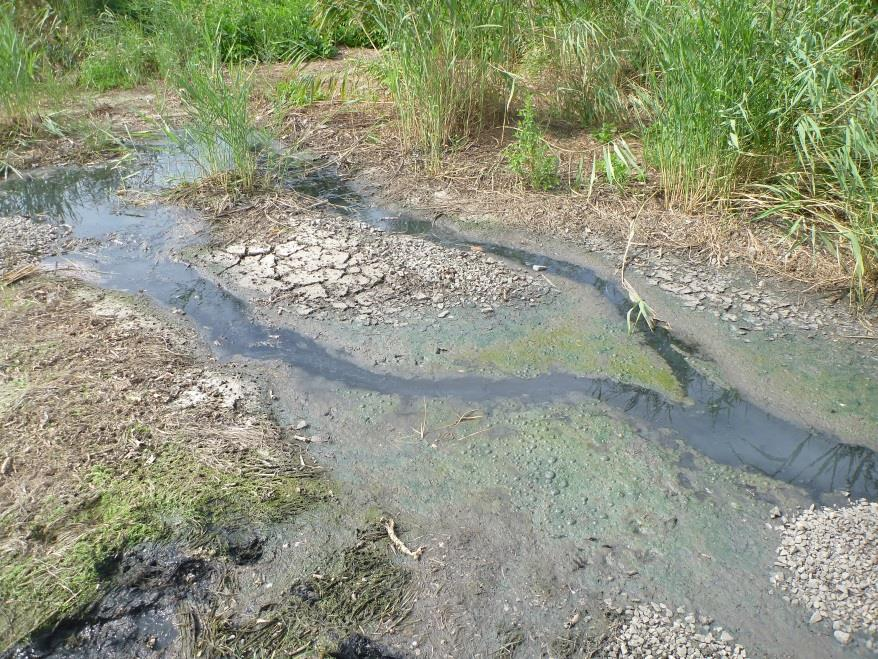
[293,420,309,431]
[834,630,851,645]
[531,264,548,272]
[769,506,781,518]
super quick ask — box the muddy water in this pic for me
[2,146,878,656]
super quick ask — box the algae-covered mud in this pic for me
[2,145,878,657]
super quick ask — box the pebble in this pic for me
[775,500,878,638]
[605,602,747,658]
[834,630,851,645]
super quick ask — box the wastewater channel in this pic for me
[2,141,877,657]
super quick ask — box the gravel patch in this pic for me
[605,602,747,658]
[206,216,555,324]
[0,215,71,268]
[772,500,878,646]
[602,234,877,342]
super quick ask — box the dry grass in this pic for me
[0,276,324,649]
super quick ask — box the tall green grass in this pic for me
[629,0,878,293]
[0,3,41,118]
[168,56,266,191]
[336,0,528,159]
[341,0,876,294]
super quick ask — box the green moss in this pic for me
[729,333,878,446]
[469,320,683,400]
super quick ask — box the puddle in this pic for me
[1,147,876,501]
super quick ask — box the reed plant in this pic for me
[0,3,40,119]
[167,50,266,192]
[626,0,878,294]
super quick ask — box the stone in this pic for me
[833,630,851,645]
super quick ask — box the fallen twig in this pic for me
[381,516,426,560]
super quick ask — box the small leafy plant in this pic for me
[276,76,328,107]
[599,139,644,190]
[504,97,560,191]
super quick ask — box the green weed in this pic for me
[166,56,267,192]
[504,97,559,191]
[0,444,327,649]
[597,139,643,190]
[78,13,154,91]
[628,0,878,295]
[345,0,526,159]
[277,76,329,107]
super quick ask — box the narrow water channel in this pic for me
[1,144,875,501]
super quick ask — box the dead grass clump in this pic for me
[190,522,411,656]
[0,277,325,650]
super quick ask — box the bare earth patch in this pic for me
[204,205,556,324]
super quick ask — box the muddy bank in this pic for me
[286,89,878,340]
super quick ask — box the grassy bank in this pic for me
[2,0,876,297]
[324,0,878,299]
[0,278,330,649]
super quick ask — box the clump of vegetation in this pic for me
[203,0,334,62]
[338,0,525,159]
[167,56,267,192]
[629,0,878,295]
[0,2,41,119]
[197,523,410,655]
[276,75,328,107]
[504,97,559,191]
[0,279,327,650]
[597,139,643,190]
[78,13,154,91]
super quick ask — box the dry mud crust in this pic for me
[773,500,878,649]
[204,212,556,324]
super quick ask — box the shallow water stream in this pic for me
[3,144,877,656]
